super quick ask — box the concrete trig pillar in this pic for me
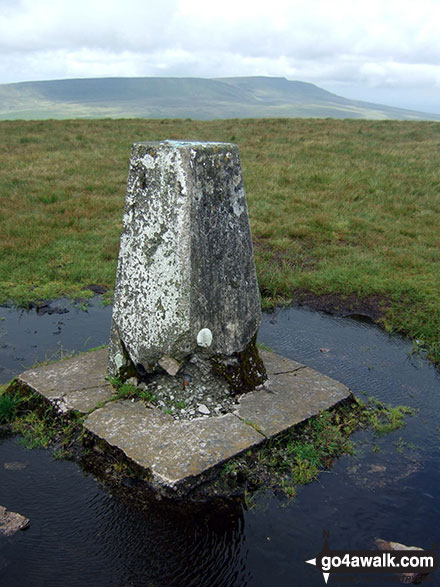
[108,140,266,395]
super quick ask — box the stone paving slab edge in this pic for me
[18,348,108,398]
[234,366,352,438]
[16,347,352,493]
[84,401,264,489]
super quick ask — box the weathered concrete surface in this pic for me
[236,350,351,438]
[16,348,352,494]
[258,349,305,374]
[18,349,113,414]
[62,387,114,414]
[108,141,263,387]
[85,402,264,489]
[0,505,30,536]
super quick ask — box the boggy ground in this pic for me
[293,290,390,323]
[1,118,440,365]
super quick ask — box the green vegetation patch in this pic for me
[216,397,416,502]
[0,381,84,457]
[0,384,21,423]
[106,376,156,404]
[1,118,440,364]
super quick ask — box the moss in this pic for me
[211,334,267,394]
[115,337,147,382]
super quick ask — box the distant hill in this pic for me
[0,76,438,121]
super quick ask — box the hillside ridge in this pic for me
[0,76,438,121]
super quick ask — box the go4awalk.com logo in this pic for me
[306,531,438,584]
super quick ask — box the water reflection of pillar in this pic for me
[95,491,248,586]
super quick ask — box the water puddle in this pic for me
[1,301,440,586]
[0,298,113,383]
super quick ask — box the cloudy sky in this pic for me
[1,0,440,113]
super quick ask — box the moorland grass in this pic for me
[1,118,440,363]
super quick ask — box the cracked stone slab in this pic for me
[84,401,264,489]
[16,348,352,493]
[18,349,109,400]
[0,505,30,536]
[258,349,305,375]
[61,386,114,414]
[234,362,352,438]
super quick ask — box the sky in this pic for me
[1,0,440,114]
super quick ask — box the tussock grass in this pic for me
[0,384,21,423]
[1,118,440,363]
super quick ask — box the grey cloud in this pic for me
[0,0,439,113]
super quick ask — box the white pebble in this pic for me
[197,328,213,348]
[197,403,210,415]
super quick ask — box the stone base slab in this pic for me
[17,348,352,494]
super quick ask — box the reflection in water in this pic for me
[0,298,114,384]
[93,494,247,587]
[1,301,440,586]
[0,438,248,587]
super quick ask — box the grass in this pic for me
[361,398,416,435]
[0,384,21,423]
[0,382,83,453]
[219,396,415,500]
[1,118,440,363]
[105,375,156,404]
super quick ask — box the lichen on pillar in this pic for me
[108,140,266,398]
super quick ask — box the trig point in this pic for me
[16,139,351,497]
[108,140,266,395]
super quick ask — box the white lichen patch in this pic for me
[232,198,245,217]
[140,152,156,169]
[114,353,124,370]
[111,144,192,366]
